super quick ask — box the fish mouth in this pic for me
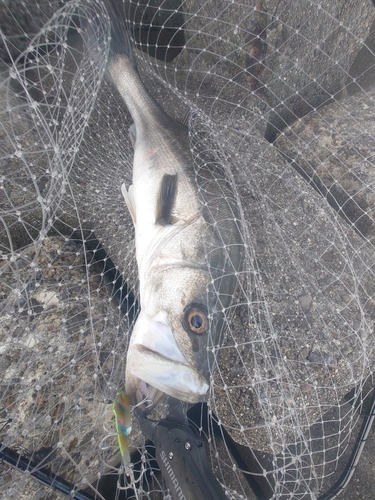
[134,378,164,410]
[131,344,209,404]
[126,314,209,406]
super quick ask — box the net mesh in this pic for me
[1,1,375,499]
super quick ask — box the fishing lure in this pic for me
[113,391,132,470]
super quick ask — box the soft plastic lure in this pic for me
[113,391,132,470]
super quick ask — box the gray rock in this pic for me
[0,1,59,62]
[298,293,313,314]
[1,2,375,498]
[0,28,96,252]
[263,0,375,139]
[306,350,337,367]
[201,120,375,459]
[178,0,375,139]
[0,236,138,496]
[275,86,375,243]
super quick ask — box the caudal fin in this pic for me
[104,0,137,69]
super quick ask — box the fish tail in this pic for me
[104,0,137,70]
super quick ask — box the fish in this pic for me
[102,1,243,406]
[113,391,132,470]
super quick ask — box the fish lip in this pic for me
[128,343,209,404]
[130,311,188,364]
[134,342,187,363]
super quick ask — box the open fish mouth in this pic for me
[126,313,210,405]
[134,379,164,409]
[129,344,209,405]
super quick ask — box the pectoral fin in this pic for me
[129,124,136,148]
[179,109,196,127]
[155,174,177,226]
[121,183,136,225]
[179,109,191,127]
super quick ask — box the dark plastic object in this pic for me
[0,444,94,500]
[138,398,227,500]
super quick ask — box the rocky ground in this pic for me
[1,1,375,499]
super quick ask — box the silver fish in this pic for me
[105,4,243,406]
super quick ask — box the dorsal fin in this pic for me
[155,174,178,226]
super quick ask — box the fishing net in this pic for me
[1,0,375,499]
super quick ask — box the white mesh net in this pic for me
[1,1,375,499]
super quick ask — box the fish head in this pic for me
[125,265,233,407]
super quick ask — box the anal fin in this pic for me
[155,174,178,226]
[121,183,136,225]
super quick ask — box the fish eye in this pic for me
[183,305,208,335]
